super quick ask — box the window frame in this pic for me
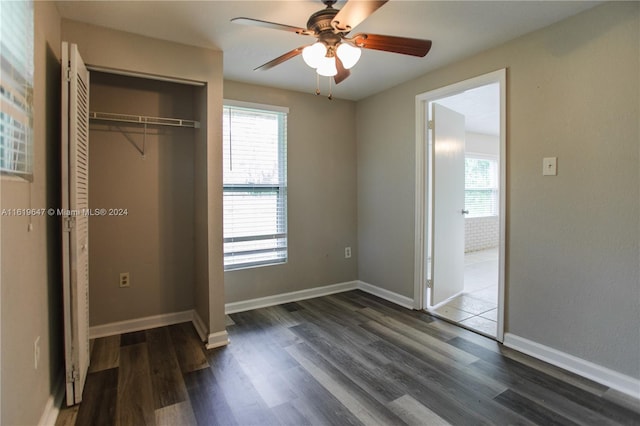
[222,100,288,271]
[0,0,34,181]
[464,152,499,218]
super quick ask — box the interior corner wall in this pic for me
[208,75,226,335]
[0,2,63,424]
[223,81,358,303]
[193,85,210,331]
[60,20,225,336]
[356,2,639,379]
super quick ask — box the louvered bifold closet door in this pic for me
[61,41,90,406]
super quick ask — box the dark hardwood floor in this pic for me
[56,290,640,426]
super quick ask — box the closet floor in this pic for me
[56,290,639,426]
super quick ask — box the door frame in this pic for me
[413,69,507,342]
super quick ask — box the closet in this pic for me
[87,72,199,328]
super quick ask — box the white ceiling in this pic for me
[436,83,500,136]
[56,0,601,101]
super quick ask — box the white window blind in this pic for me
[223,102,288,270]
[0,0,34,179]
[465,156,498,218]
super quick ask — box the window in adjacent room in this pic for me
[0,0,34,179]
[223,101,288,270]
[464,155,498,218]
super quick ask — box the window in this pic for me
[0,0,34,179]
[223,101,288,270]
[465,155,498,218]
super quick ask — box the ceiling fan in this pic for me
[231,0,432,86]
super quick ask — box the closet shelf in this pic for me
[89,111,200,128]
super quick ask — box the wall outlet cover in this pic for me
[119,272,130,287]
[543,157,557,176]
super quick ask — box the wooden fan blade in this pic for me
[332,0,388,32]
[254,47,306,71]
[351,33,432,57]
[231,17,312,35]
[334,56,351,84]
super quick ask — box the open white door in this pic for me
[61,41,90,406]
[430,103,466,306]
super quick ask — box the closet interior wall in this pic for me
[88,72,196,326]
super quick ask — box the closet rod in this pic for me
[89,111,200,128]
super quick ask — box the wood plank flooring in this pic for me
[56,290,640,426]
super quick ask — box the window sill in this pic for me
[1,173,33,183]
[224,259,287,272]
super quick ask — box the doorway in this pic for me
[413,69,506,341]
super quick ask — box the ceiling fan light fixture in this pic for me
[316,55,338,77]
[235,0,434,94]
[302,42,326,68]
[336,42,361,69]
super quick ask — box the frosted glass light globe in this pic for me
[302,42,326,69]
[316,56,338,77]
[336,43,361,69]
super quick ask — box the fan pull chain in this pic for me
[313,74,334,100]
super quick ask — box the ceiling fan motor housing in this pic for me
[307,7,343,50]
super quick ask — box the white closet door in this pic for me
[61,41,90,406]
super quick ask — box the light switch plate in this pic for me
[543,157,557,176]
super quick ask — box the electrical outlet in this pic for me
[119,272,130,288]
[345,247,352,259]
[34,336,40,370]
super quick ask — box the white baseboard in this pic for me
[38,374,65,426]
[89,310,195,339]
[357,280,415,310]
[225,280,359,314]
[192,309,228,349]
[504,333,640,399]
[224,280,416,314]
[206,330,229,349]
[191,310,208,343]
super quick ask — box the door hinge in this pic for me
[426,279,433,289]
[65,66,72,82]
[428,120,434,130]
[63,216,76,232]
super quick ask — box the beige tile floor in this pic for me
[431,247,499,338]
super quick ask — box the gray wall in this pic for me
[88,72,196,325]
[0,2,63,424]
[223,81,358,303]
[357,2,639,379]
